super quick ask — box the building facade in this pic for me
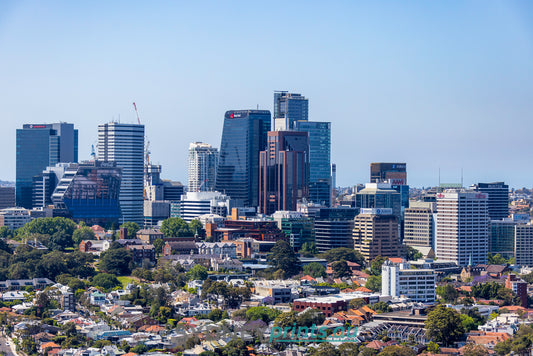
[98,123,145,225]
[515,224,533,267]
[435,190,489,266]
[356,183,402,219]
[370,163,407,185]
[403,202,436,248]
[294,121,332,206]
[382,260,436,303]
[188,142,218,192]
[490,219,517,259]
[273,91,308,130]
[314,207,358,253]
[51,161,122,226]
[0,207,32,230]
[215,110,271,208]
[179,191,234,223]
[16,123,78,208]
[0,187,15,209]
[259,131,309,215]
[271,211,314,250]
[353,208,402,262]
[471,182,509,221]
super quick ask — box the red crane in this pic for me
[133,102,141,124]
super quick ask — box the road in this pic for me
[0,334,17,356]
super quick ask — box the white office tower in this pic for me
[188,142,218,192]
[180,191,233,223]
[98,123,145,225]
[381,260,436,303]
[435,190,489,266]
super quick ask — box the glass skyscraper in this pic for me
[294,121,331,206]
[274,91,308,129]
[16,123,78,208]
[98,123,145,225]
[215,110,271,208]
[188,142,218,192]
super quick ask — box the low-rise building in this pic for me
[196,242,236,258]
[381,260,436,303]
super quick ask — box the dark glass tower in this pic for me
[274,91,308,129]
[471,182,509,220]
[259,131,309,215]
[294,121,331,206]
[215,110,271,208]
[16,123,78,208]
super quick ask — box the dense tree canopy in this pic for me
[92,273,121,291]
[160,217,192,237]
[331,260,351,278]
[302,262,327,278]
[436,284,459,303]
[98,247,134,275]
[425,305,465,346]
[268,240,301,277]
[119,222,140,239]
[319,247,365,266]
[72,226,96,245]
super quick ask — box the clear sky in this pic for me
[1,1,532,188]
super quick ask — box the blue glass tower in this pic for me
[16,123,78,209]
[294,121,331,206]
[215,110,271,208]
[274,91,308,129]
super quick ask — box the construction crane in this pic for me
[133,102,141,124]
[197,178,209,192]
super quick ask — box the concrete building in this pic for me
[381,260,436,303]
[179,191,234,223]
[515,224,533,267]
[196,242,237,258]
[0,207,32,230]
[435,190,489,266]
[188,142,218,193]
[353,208,402,262]
[143,200,170,228]
[98,122,145,225]
[505,274,528,308]
[403,202,436,248]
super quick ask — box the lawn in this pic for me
[117,276,135,288]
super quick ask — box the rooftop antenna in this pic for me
[461,168,464,188]
[257,104,259,110]
[438,168,441,189]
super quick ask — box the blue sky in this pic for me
[1,1,532,188]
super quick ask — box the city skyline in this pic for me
[1,1,532,188]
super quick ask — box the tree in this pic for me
[189,219,204,237]
[273,311,298,329]
[426,341,439,353]
[405,246,423,261]
[17,217,76,238]
[349,298,366,309]
[98,247,133,275]
[268,240,301,277]
[72,227,96,245]
[186,264,208,281]
[153,238,164,256]
[207,309,228,322]
[299,242,318,257]
[425,305,465,346]
[370,256,387,275]
[160,217,191,237]
[365,275,382,292]
[370,301,391,313]
[338,343,359,356]
[488,253,508,265]
[119,222,140,239]
[331,260,351,278]
[92,273,121,291]
[436,284,459,303]
[303,262,327,278]
[0,226,13,239]
[245,306,280,323]
[296,308,325,327]
[221,339,250,356]
[319,247,365,266]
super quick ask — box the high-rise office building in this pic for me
[471,182,509,220]
[435,190,489,266]
[0,187,16,209]
[355,183,402,219]
[314,207,359,253]
[515,225,533,267]
[273,91,308,130]
[403,202,436,248]
[370,162,407,185]
[490,219,517,259]
[215,110,271,208]
[98,123,145,225]
[51,161,122,226]
[271,211,314,251]
[259,131,309,215]
[16,123,78,208]
[382,260,436,303]
[353,208,402,262]
[294,121,332,206]
[188,142,218,192]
